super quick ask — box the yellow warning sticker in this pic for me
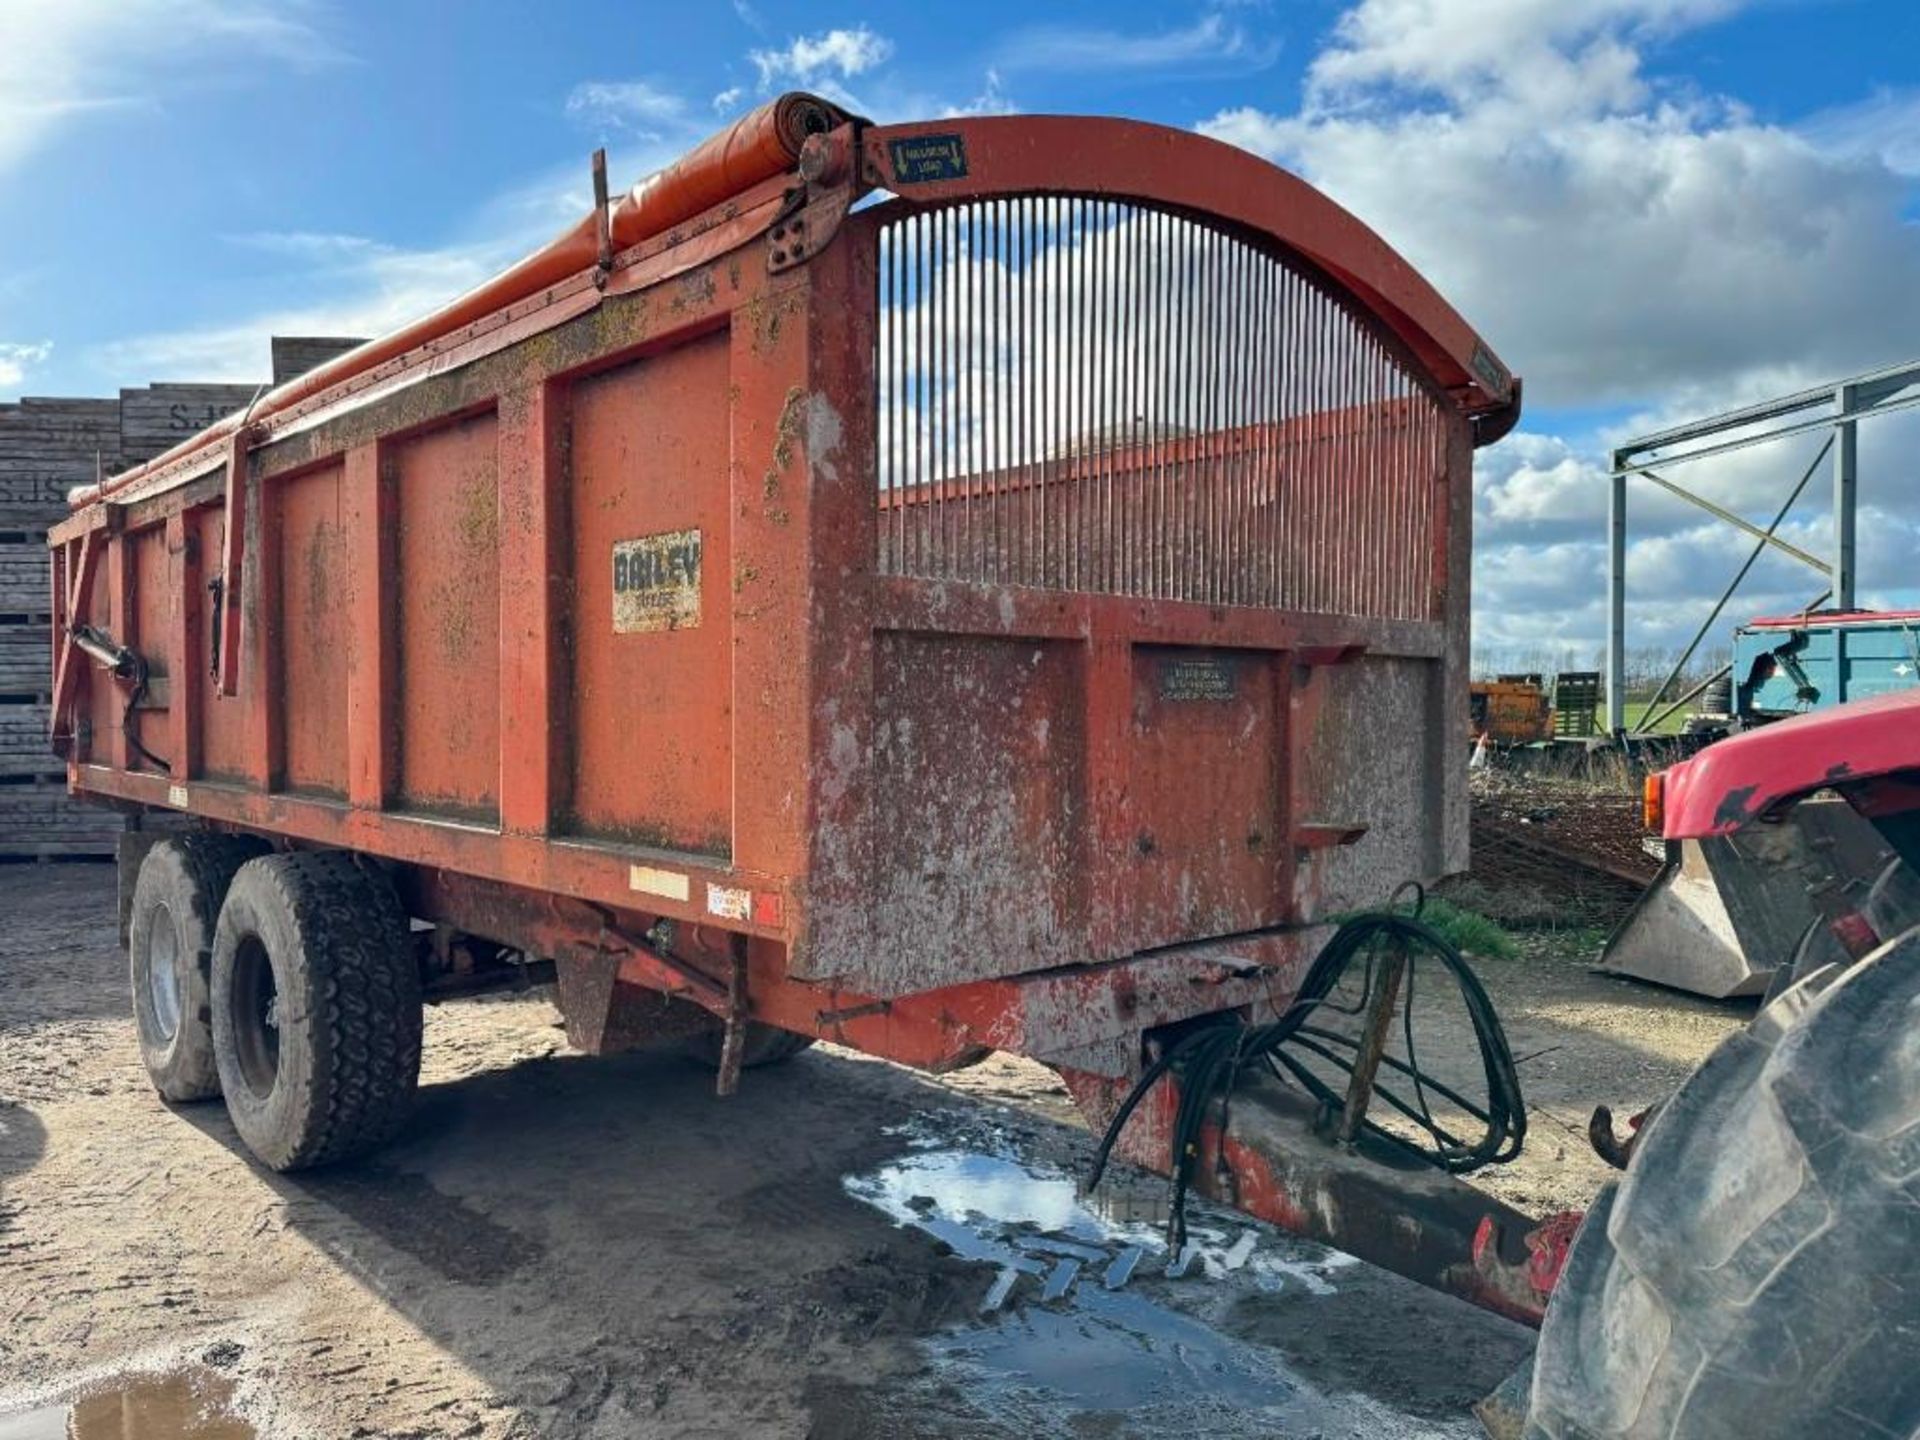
[629,865,690,902]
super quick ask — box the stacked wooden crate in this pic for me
[0,384,257,857]
[0,396,124,857]
[0,337,365,860]
[269,335,363,384]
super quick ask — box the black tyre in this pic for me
[682,1021,816,1071]
[1527,924,1920,1438]
[128,834,269,1102]
[210,851,423,1171]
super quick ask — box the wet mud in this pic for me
[0,864,1738,1438]
[828,1112,1532,1438]
[0,1367,251,1440]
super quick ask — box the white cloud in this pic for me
[90,235,504,382]
[995,12,1277,75]
[222,230,383,261]
[712,85,745,114]
[750,26,893,90]
[0,339,51,390]
[1304,0,1735,107]
[81,120,703,390]
[1200,0,1920,665]
[0,0,345,175]
[1803,87,1920,178]
[1200,3,1920,413]
[940,70,1016,120]
[1475,431,1610,532]
[565,80,687,135]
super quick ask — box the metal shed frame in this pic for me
[1606,357,1920,732]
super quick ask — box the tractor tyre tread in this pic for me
[1526,925,1920,1439]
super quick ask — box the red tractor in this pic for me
[1525,688,1920,1435]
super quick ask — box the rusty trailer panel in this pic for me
[50,104,1513,1112]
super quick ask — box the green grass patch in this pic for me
[1412,899,1519,960]
[1323,898,1521,959]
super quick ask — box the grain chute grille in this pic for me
[875,197,1447,620]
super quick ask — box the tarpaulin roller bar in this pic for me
[74,91,854,508]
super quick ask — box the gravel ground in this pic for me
[0,862,1749,1438]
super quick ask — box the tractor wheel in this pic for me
[210,851,423,1171]
[682,1021,816,1071]
[1527,923,1920,1438]
[128,833,269,1102]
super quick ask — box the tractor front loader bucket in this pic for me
[1597,796,1901,999]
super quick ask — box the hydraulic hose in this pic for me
[1088,899,1527,1248]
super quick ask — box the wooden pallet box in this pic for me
[119,383,259,466]
[0,396,121,527]
[1,699,58,779]
[0,539,49,617]
[0,623,49,696]
[0,777,125,858]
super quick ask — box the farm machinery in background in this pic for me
[1465,608,1920,998]
[1692,608,1920,731]
[1589,360,1920,997]
[1469,608,1920,757]
[1599,607,1920,996]
[1469,672,1601,748]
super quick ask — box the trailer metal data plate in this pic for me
[1158,655,1239,703]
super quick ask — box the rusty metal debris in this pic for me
[1446,768,1657,931]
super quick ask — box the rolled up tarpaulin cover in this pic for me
[77,91,857,507]
[612,90,846,249]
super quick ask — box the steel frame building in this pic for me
[1607,358,1920,733]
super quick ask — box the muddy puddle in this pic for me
[840,1114,1494,1439]
[0,1369,252,1440]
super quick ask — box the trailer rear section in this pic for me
[48,101,1538,1316]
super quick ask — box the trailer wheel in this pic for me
[682,1021,816,1071]
[210,852,423,1171]
[1527,924,1920,1438]
[128,834,269,1102]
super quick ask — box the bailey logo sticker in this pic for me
[613,528,702,633]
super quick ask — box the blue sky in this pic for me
[2,0,1917,662]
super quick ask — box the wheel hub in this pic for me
[148,904,182,1043]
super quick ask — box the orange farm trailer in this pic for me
[48,97,1551,1324]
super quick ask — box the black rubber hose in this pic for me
[121,651,172,775]
[1086,905,1526,1247]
